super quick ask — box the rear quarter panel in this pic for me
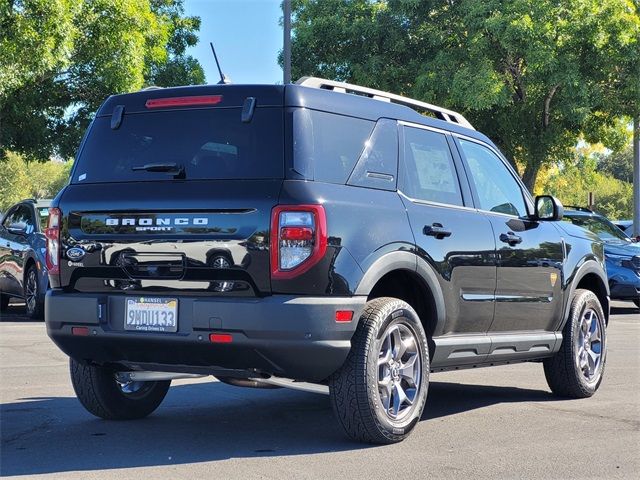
[274,180,414,295]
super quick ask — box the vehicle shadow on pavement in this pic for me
[1,379,557,476]
[0,303,38,323]
[610,303,639,316]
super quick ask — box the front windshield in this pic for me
[564,215,630,242]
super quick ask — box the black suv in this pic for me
[45,78,610,444]
[1,198,51,318]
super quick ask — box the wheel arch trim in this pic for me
[562,259,610,328]
[354,251,446,334]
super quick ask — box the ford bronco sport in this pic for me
[45,78,610,444]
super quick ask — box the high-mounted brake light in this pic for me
[145,95,223,109]
[271,205,327,280]
[44,207,61,276]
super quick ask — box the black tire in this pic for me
[0,294,9,312]
[24,264,44,319]
[543,289,606,398]
[329,297,429,444]
[70,359,171,420]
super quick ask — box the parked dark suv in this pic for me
[1,198,51,318]
[45,78,610,444]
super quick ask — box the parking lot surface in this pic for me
[1,300,638,479]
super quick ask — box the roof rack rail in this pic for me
[564,205,593,212]
[296,76,474,130]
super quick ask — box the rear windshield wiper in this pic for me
[131,162,185,179]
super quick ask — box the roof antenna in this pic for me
[210,42,231,84]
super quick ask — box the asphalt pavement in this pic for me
[1,300,638,479]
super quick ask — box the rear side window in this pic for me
[73,108,283,183]
[401,127,463,206]
[347,118,398,191]
[293,109,373,183]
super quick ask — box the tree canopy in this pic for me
[535,142,634,220]
[0,0,204,161]
[0,152,72,211]
[289,0,640,189]
[597,141,634,183]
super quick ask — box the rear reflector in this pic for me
[145,95,223,109]
[210,333,233,343]
[335,310,354,322]
[72,327,90,336]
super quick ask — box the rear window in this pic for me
[73,107,283,183]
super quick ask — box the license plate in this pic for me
[125,297,178,332]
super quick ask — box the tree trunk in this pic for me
[522,162,541,193]
[633,116,639,238]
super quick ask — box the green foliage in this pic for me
[598,142,634,183]
[536,145,634,220]
[146,0,205,87]
[0,151,72,211]
[0,0,204,161]
[289,0,640,189]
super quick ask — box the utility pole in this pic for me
[283,0,292,84]
[634,117,639,237]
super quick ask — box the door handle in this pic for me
[423,223,452,239]
[500,232,522,246]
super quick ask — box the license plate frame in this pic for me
[125,297,178,333]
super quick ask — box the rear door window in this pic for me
[5,205,36,234]
[73,108,283,183]
[2,206,19,229]
[401,127,464,207]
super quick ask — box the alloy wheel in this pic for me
[377,323,422,420]
[25,268,38,315]
[575,308,603,383]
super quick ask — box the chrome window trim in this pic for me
[397,190,477,213]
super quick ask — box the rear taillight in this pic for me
[271,205,327,279]
[44,207,61,275]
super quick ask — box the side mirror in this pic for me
[534,195,564,221]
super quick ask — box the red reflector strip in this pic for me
[210,333,233,343]
[145,95,223,109]
[72,327,90,336]
[335,310,354,322]
[281,226,314,241]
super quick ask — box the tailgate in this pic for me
[56,180,281,295]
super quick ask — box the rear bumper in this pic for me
[45,290,366,382]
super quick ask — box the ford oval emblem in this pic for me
[66,247,86,261]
